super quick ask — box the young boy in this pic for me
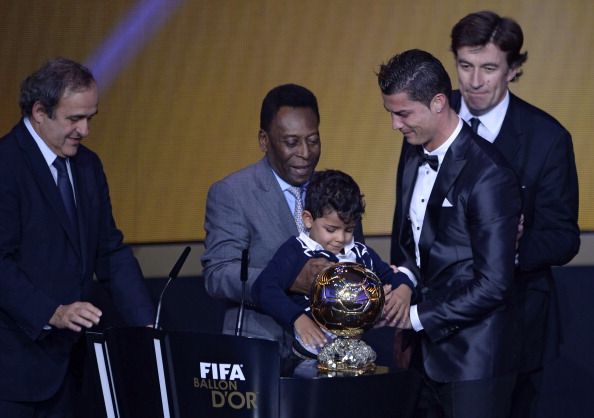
[252,169,415,358]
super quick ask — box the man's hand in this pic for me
[396,311,413,330]
[290,258,333,294]
[49,302,102,332]
[382,284,412,328]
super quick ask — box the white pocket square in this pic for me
[442,198,453,207]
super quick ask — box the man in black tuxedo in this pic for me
[379,49,521,418]
[0,58,155,417]
[447,11,580,418]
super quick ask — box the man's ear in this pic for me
[302,210,314,229]
[431,93,447,114]
[31,101,48,124]
[258,129,268,152]
[507,66,519,82]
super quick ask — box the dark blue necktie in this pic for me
[53,157,78,230]
[469,117,481,134]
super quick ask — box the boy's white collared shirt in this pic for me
[297,232,357,263]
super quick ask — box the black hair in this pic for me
[377,49,452,107]
[305,169,365,225]
[259,83,319,132]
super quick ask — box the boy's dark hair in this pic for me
[305,169,365,225]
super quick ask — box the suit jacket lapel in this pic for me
[419,126,469,275]
[253,158,298,238]
[70,158,87,269]
[453,89,522,166]
[16,123,82,257]
[401,144,420,229]
[493,94,522,163]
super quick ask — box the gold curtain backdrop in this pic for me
[1,0,592,243]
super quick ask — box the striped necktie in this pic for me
[288,186,305,233]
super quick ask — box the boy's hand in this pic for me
[294,314,328,348]
[382,284,412,328]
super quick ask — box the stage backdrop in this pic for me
[1,0,592,243]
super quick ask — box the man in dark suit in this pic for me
[0,58,155,417]
[448,11,580,417]
[379,49,521,418]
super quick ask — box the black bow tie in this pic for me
[420,153,439,171]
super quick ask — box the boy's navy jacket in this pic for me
[252,235,413,329]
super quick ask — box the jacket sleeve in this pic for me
[366,246,415,291]
[252,239,308,328]
[517,129,580,271]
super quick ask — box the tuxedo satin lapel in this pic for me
[402,145,421,211]
[401,144,421,229]
[17,128,81,256]
[419,131,468,274]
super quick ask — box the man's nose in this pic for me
[296,141,310,159]
[470,69,483,88]
[391,114,403,130]
[76,119,90,137]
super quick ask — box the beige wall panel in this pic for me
[1,0,592,242]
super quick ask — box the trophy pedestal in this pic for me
[317,337,377,375]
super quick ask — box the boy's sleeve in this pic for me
[367,246,416,292]
[251,239,310,328]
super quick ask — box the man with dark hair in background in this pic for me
[448,11,580,417]
[0,58,155,417]
[380,49,521,418]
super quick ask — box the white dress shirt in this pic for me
[458,90,510,143]
[24,117,76,198]
[405,118,463,331]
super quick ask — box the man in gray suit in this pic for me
[201,84,332,357]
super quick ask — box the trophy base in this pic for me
[317,337,377,375]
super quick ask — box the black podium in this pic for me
[87,328,420,418]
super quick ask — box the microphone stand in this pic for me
[235,249,249,336]
[154,246,191,329]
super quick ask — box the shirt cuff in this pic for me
[410,305,423,331]
[397,266,417,287]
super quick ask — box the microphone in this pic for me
[235,249,249,336]
[154,246,191,329]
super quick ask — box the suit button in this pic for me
[421,287,429,294]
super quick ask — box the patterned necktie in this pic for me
[288,186,305,233]
[469,117,481,134]
[53,157,78,230]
